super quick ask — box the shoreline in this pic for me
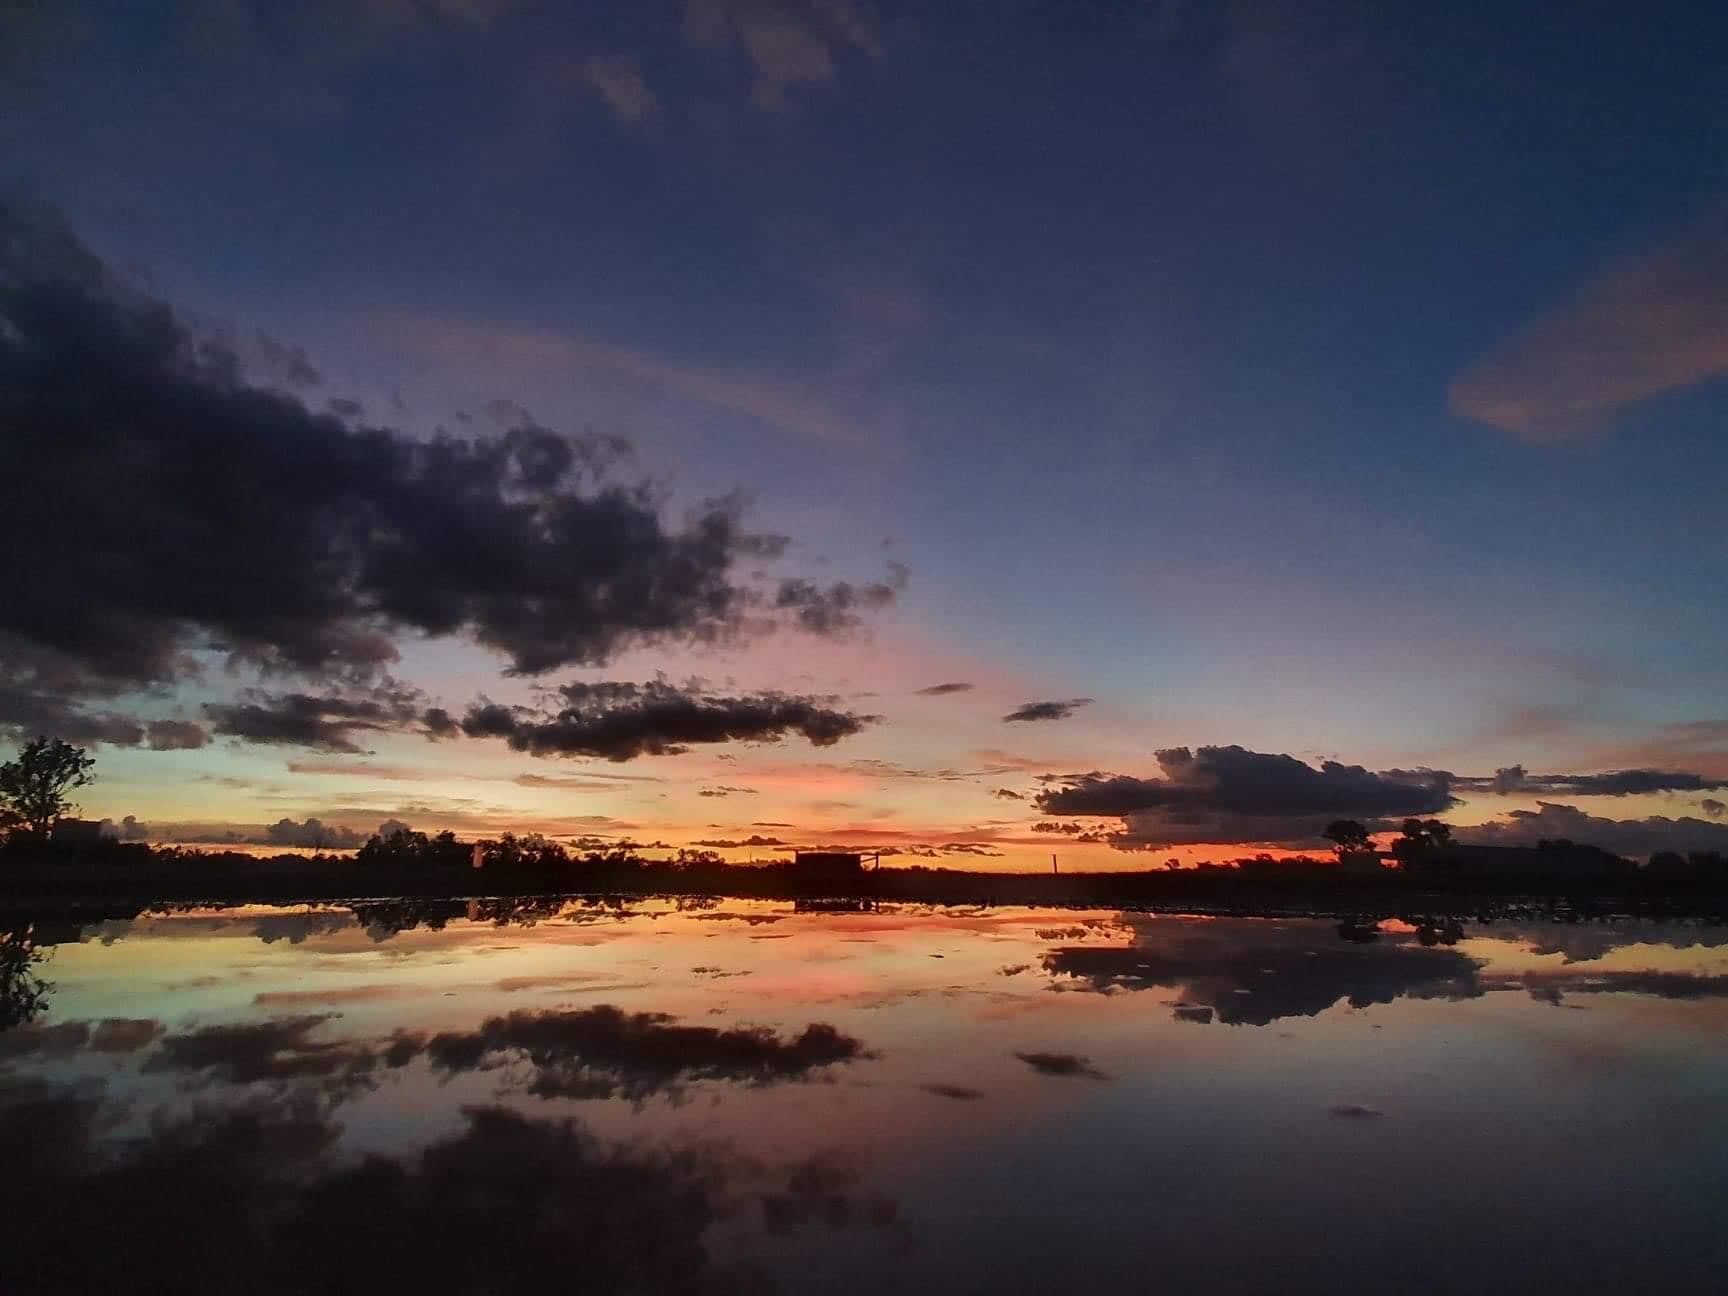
[5,856,1728,923]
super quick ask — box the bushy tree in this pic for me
[0,737,96,840]
[1323,820,1372,856]
[1391,818,1453,866]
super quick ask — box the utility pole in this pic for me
[1052,853,1059,876]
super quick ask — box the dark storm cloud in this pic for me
[412,1004,870,1102]
[1455,803,1728,858]
[1034,745,1454,848]
[1459,764,1728,797]
[204,681,424,753]
[0,675,146,747]
[691,835,787,848]
[444,679,875,761]
[0,655,212,747]
[1002,698,1092,723]
[0,200,895,732]
[914,682,974,696]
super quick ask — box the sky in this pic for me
[2,0,1727,866]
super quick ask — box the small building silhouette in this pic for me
[792,851,865,885]
[50,818,105,847]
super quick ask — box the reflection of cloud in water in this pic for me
[1485,921,1728,964]
[0,1087,896,1296]
[921,1083,985,1100]
[1014,1051,1107,1080]
[417,1005,872,1103]
[0,1017,162,1061]
[144,1014,397,1098]
[1041,917,1728,1022]
[1042,918,1485,1026]
[1513,970,1728,1004]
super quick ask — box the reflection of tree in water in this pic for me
[349,895,599,940]
[0,924,51,1032]
[465,894,570,927]
[1042,917,1485,1026]
[0,1088,898,1295]
[348,898,469,940]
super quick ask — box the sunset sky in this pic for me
[3,0,1727,866]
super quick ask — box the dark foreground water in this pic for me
[3,898,1726,1295]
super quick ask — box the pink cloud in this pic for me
[1451,225,1728,440]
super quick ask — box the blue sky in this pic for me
[3,0,1727,861]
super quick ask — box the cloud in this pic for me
[1454,802,1728,859]
[1704,799,1726,819]
[698,785,758,797]
[992,788,1024,800]
[691,835,787,848]
[416,1004,870,1102]
[580,52,657,122]
[378,309,877,445]
[1588,718,1728,780]
[1002,698,1092,723]
[773,561,906,635]
[683,0,884,110]
[287,761,434,781]
[1035,745,1453,848]
[913,682,973,696]
[205,682,424,753]
[262,818,369,849]
[0,200,890,729]
[97,815,150,842]
[1450,223,1728,440]
[444,679,875,761]
[1458,764,1728,798]
[515,770,664,788]
[146,718,211,750]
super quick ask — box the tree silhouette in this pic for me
[1323,820,1372,857]
[0,737,96,840]
[0,925,50,1030]
[1391,818,1453,867]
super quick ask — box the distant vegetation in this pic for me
[3,741,1727,908]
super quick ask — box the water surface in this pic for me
[3,898,1726,1294]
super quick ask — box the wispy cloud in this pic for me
[580,52,657,122]
[1451,224,1728,440]
[377,310,874,445]
[683,0,885,111]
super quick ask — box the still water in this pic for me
[2,897,1726,1294]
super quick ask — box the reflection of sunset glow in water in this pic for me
[3,901,1727,1292]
